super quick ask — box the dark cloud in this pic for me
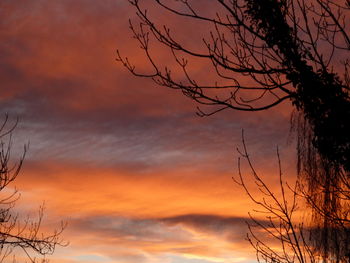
[161,214,253,242]
[68,215,193,244]
[159,213,290,252]
[66,213,265,245]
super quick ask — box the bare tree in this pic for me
[0,117,66,263]
[118,0,350,259]
[117,0,350,170]
[235,132,350,263]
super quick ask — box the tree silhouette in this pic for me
[117,0,350,171]
[293,114,350,262]
[0,117,66,263]
[118,0,350,261]
[236,132,350,263]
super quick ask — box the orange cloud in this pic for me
[16,161,253,218]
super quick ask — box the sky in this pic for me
[0,1,297,262]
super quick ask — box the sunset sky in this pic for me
[0,1,298,262]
